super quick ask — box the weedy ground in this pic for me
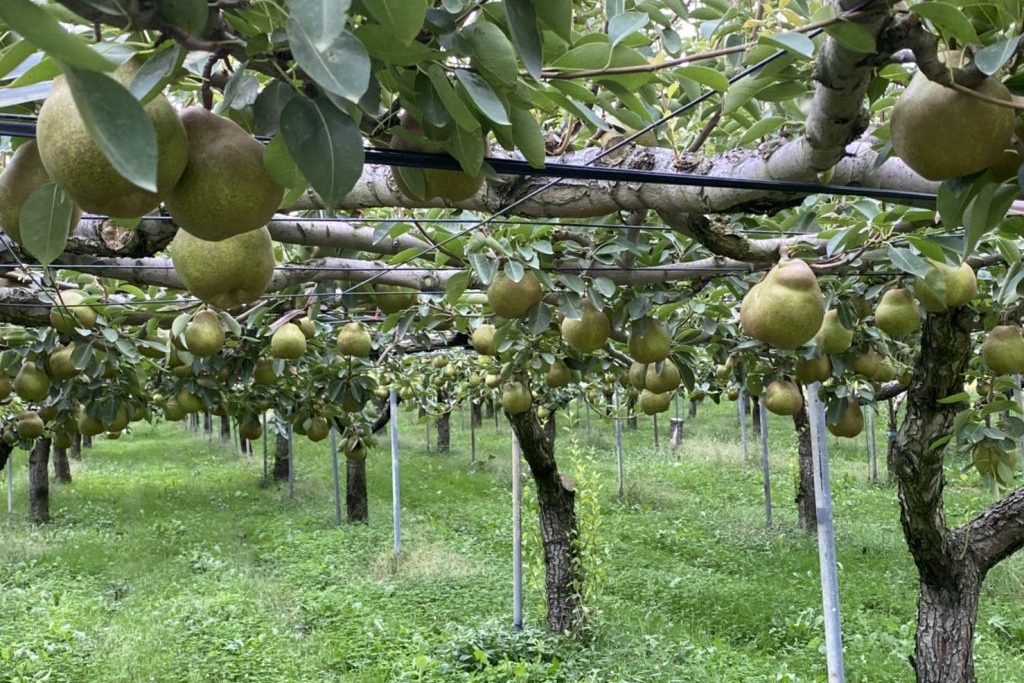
[2,400,1023,682]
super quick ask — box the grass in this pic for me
[2,398,1023,682]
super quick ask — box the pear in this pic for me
[38,404,59,423]
[764,380,803,416]
[628,361,647,390]
[253,358,277,386]
[48,344,78,380]
[0,140,80,246]
[77,408,105,437]
[638,389,672,415]
[561,300,611,353]
[628,317,671,363]
[0,376,10,400]
[15,410,44,439]
[165,108,284,241]
[345,444,367,461]
[725,386,739,401]
[874,288,920,337]
[981,325,1024,375]
[914,260,977,312]
[169,226,276,309]
[815,309,853,354]
[740,259,824,349]
[163,399,186,422]
[336,322,371,357]
[36,62,188,218]
[177,388,204,413]
[239,421,263,441]
[49,290,96,333]
[271,323,306,359]
[296,318,316,339]
[374,285,419,314]
[795,355,831,385]
[501,381,532,415]
[645,359,681,394]
[691,389,706,401]
[53,431,74,449]
[971,439,1019,479]
[487,271,544,319]
[545,360,571,388]
[892,70,1014,180]
[536,406,550,420]
[14,361,49,401]
[306,417,330,443]
[851,347,896,383]
[391,112,487,202]
[485,373,501,389]
[827,401,864,438]
[184,310,225,357]
[103,403,129,433]
[471,324,496,356]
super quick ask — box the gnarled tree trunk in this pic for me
[436,410,450,453]
[29,438,51,524]
[273,430,289,481]
[70,432,82,460]
[793,403,816,533]
[346,458,368,523]
[220,416,231,443]
[506,408,582,634]
[52,445,72,484]
[471,400,482,428]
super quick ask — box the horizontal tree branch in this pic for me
[964,486,1024,575]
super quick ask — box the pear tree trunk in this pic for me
[436,411,451,453]
[70,432,82,460]
[29,438,51,524]
[273,430,289,481]
[346,458,368,523]
[52,445,72,484]
[793,403,816,533]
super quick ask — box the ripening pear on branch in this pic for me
[828,400,865,438]
[271,323,306,359]
[168,227,276,309]
[628,361,647,390]
[374,285,419,314]
[471,324,496,356]
[764,380,803,416]
[628,317,671,363]
[15,410,44,439]
[914,260,977,312]
[14,361,49,402]
[0,140,80,246]
[501,381,532,415]
[252,358,277,386]
[487,270,544,319]
[740,258,824,349]
[851,347,897,383]
[795,355,831,385]
[48,344,78,380]
[545,360,571,388]
[561,300,611,353]
[336,322,372,358]
[981,325,1024,376]
[815,309,853,354]
[874,288,920,337]
[184,310,225,357]
[49,289,96,334]
[36,61,188,218]
[390,112,487,202]
[165,108,284,241]
[645,359,681,394]
[639,389,672,415]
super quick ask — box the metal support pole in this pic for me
[6,450,12,518]
[330,427,341,526]
[675,392,681,420]
[614,388,625,498]
[1015,376,1024,474]
[511,433,523,630]
[389,389,402,558]
[738,387,749,459]
[653,413,659,449]
[758,398,772,529]
[866,406,878,484]
[585,402,591,441]
[805,384,846,683]
[287,425,295,499]
[470,401,477,466]
[261,413,268,482]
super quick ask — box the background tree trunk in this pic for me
[346,458,368,523]
[688,398,698,418]
[505,409,583,634]
[485,398,495,418]
[793,404,816,533]
[70,432,82,460]
[273,430,289,481]
[471,401,482,428]
[203,411,212,438]
[52,445,72,484]
[436,411,450,453]
[83,434,92,449]
[626,395,638,430]
[29,438,51,524]
[751,395,761,435]
[219,416,230,443]
[0,440,10,473]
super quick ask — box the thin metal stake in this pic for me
[330,427,341,526]
[585,402,591,441]
[512,432,523,630]
[390,389,402,558]
[614,388,625,498]
[470,401,477,466]
[758,398,772,529]
[805,384,846,683]
[6,450,12,518]
[287,425,295,499]
[738,387,749,459]
[261,413,267,482]
[1015,376,1024,474]
[653,413,659,449]
[866,406,878,484]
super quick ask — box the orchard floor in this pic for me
[3,401,1024,683]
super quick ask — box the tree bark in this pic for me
[688,398,698,418]
[485,398,494,418]
[219,415,230,443]
[543,410,557,447]
[29,438,51,524]
[346,457,368,523]
[273,430,289,481]
[913,574,981,683]
[471,400,482,428]
[82,434,92,449]
[52,445,71,484]
[203,411,212,438]
[793,403,817,533]
[436,410,451,453]
[70,432,82,460]
[751,395,761,435]
[505,408,582,634]
[626,395,638,430]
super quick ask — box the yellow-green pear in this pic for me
[103,403,129,432]
[0,140,79,245]
[169,227,275,309]
[14,361,49,401]
[239,421,263,440]
[874,288,920,337]
[827,401,864,438]
[638,389,672,415]
[561,300,611,353]
[0,376,11,400]
[77,407,104,437]
[764,380,803,416]
[36,63,188,218]
[391,113,486,202]
[545,360,571,388]
[628,317,671,363]
[271,323,306,359]
[645,359,681,394]
[296,317,316,339]
[253,358,277,386]
[184,310,225,357]
[336,322,371,357]
[374,284,419,314]
[48,344,78,380]
[851,347,896,383]
[487,271,543,319]
[177,388,204,413]
[795,355,831,385]
[815,309,853,354]
[485,373,501,389]
[164,399,186,422]
[628,361,647,390]
[165,108,284,241]
[471,324,496,356]
[981,325,1024,375]
[15,410,44,439]
[740,258,824,349]
[501,381,532,414]
[49,290,96,333]
[306,417,330,442]
[914,261,977,312]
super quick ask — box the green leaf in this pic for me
[824,21,876,54]
[527,300,552,335]
[509,106,545,169]
[0,0,116,73]
[280,96,364,208]
[608,11,646,47]
[354,24,436,65]
[760,31,815,59]
[505,0,543,79]
[19,183,73,265]
[938,391,970,405]
[129,44,183,103]
[60,64,158,193]
[361,0,425,45]
[286,22,370,102]
[254,81,298,136]
[455,70,510,126]
[532,0,571,40]
[449,124,486,176]
[287,0,349,51]
[445,270,470,303]
[737,116,784,145]
[0,39,37,80]
[906,234,947,261]
[426,66,480,131]
[887,246,932,278]
[464,21,518,85]
[677,65,730,92]
[263,135,306,189]
[910,2,979,46]
[975,36,1020,76]
[963,183,998,257]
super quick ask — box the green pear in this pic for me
[14,361,49,401]
[77,407,104,437]
[165,108,284,241]
[628,317,671,363]
[391,112,487,202]
[638,389,672,415]
[15,410,44,439]
[271,323,307,359]
[36,62,187,218]
[815,309,853,354]
[628,361,647,390]
[851,347,896,382]
[168,226,276,309]
[827,401,864,438]
[764,380,803,416]
[374,284,419,314]
[49,290,96,333]
[545,360,571,388]
[874,288,920,337]
[48,344,78,380]
[0,140,80,245]
[164,399,186,422]
[306,417,330,443]
[177,388,204,413]
[645,359,680,394]
[561,300,611,353]
[914,260,977,312]
[336,322,371,357]
[471,324,496,356]
[740,258,824,350]
[253,358,277,386]
[487,271,544,319]
[184,310,225,357]
[239,421,263,441]
[0,376,11,400]
[981,325,1024,375]
[795,355,831,385]
[485,374,501,389]
[501,381,532,414]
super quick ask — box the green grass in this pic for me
[2,400,1023,682]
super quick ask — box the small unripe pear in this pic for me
[184,310,225,357]
[545,360,571,388]
[628,317,671,363]
[485,374,501,389]
[874,288,920,337]
[561,300,611,353]
[815,309,853,354]
[271,323,307,359]
[336,322,371,358]
[981,325,1024,376]
[472,324,497,356]
[764,380,803,416]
